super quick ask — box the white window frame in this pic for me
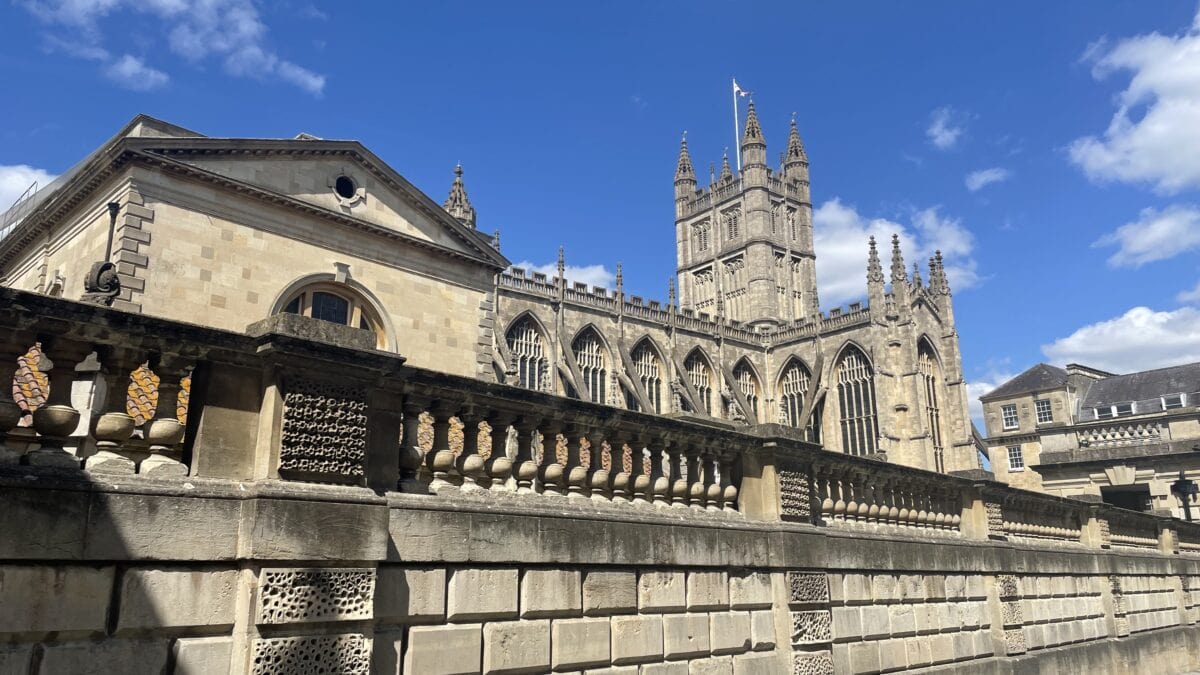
[1007,445,1024,471]
[1163,394,1184,410]
[1095,406,1115,420]
[1034,399,1053,424]
[1115,402,1134,416]
[1001,404,1018,431]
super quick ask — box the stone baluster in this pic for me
[816,466,835,524]
[398,395,430,493]
[832,474,847,522]
[649,439,671,508]
[513,416,540,494]
[538,419,565,497]
[455,406,486,491]
[485,411,516,492]
[719,452,739,514]
[916,490,931,529]
[877,479,895,526]
[843,473,860,523]
[668,442,687,508]
[587,429,610,502]
[26,336,91,468]
[140,354,191,476]
[564,424,588,499]
[629,435,650,507]
[0,333,34,465]
[425,400,460,493]
[703,450,721,513]
[609,430,632,503]
[83,345,138,474]
[685,447,705,510]
[896,483,912,527]
[859,475,875,523]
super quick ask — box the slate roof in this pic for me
[980,363,1068,401]
[1080,361,1200,408]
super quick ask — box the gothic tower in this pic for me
[674,103,818,328]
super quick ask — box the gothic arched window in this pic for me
[684,350,713,415]
[506,316,548,392]
[836,346,879,456]
[778,358,819,441]
[628,340,663,413]
[572,329,608,404]
[722,207,740,240]
[693,221,710,252]
[733,360,760,420]
[918,340,945,472]
[279,283,386,349]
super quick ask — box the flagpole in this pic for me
[732,78,742,171]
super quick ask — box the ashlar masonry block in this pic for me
[749,609,776,650]
[405,624,483,675]
[687,571,730,610]
[0,565,114,635]
[711,611,753,654]
[552,617,611,670]
[729,571,772,609]
[172,637,233,675]
[118,568,238,632]
[522,569,582,618]
[584,570,637,616]
[376,567,446,624]
[40,639,169,675]
[689,655,734,675]
[639,571,687,612]
[663,613,711,658]
[610,615,664,665]
[483,619,550,674]
[448,568,519,621]
[731,651,777,675]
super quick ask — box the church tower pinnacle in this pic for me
[443,163,476,229]
[890,234,909,307]
[674,133,696,218]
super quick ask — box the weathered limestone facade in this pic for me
[492,103,974,474]
[982,361,1200,520]
[1,289,1200,675]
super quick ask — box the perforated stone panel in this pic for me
[787,573,829,605]
[998,575,1020,600]
[792,649,834,675]
[779,464,811,522]
[791,610,832,644]
[257,568,375,624]
[279,377,368,481]
[1004,628,1026,655]
[250,634,370,675]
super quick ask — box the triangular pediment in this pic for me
[124,136,505,268]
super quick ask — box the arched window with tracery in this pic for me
[693,221,710,252]
[684,350,713,415]
[628,340,662,413]
[279,283,387,349]
[778,358,819,441]
[506,316,548,392]
[572,329,607,404]
[918,340,945,472]
[733,360,760,420]
[722,207,741,240]
[836,346,879,456]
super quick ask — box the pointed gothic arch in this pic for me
[777,356,820,441]
[917,336,947,472]
[834,342,879,456]
[682,347,716,415]
[504,312,550,392]
[571,324,610,405]
[627,337,665,414]
[732,357,762,422]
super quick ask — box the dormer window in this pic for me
[1163,394,1185,410]
[1095,402,1135,419]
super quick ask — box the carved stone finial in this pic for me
[80,261,121,306]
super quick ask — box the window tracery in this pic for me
[733,361,760,420]
[918,342,945,472]
[506,316,548,392]
[628,340,663,413]
[572,330,607,404]
[684,351,713,415]
[836,346,879,456]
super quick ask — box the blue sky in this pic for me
[5,1,1200,424]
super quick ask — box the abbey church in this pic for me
[0,105,976,473]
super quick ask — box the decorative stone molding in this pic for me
[779,462,812,522]
[279,377,368,482]
[256,568,375,625]
[791,610,832,644]
[792,650,834,675]
[250,634,370,675]
[787,573,829,605]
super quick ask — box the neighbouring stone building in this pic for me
[981,361,1200,519]
[0,109,976,474]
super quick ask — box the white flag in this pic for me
[733,79,752,97]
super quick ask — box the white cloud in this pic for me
[104,54,169,91]
[21,0,325,95]
[512,260,616,289]
[1042,306,1200,373]
[926,106,965,150]
[812,199,979,308]
[1093,204,1200,267]
[0,164,57,214]
[965,369,1017,432]
[964,167,1011,192]
[1178,280,1200,303]
[1069,8,1200,193]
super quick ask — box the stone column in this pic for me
[512,416,540,494]
[628,434,650,507]
[537,419,564,497]
[703,450,721,512]
[485,411,515,492]
[719,452,739,513]
[425,401,460,493]
[649,438,670,508]
[27,336,90,468]
[587,429,610,502]
[669,442,687,508]
[398,395,429,493]
[83,345,138,474]
[456,406,486,492]
[609,429,632,503]
[140,355,190,476]
[564,424,587,499]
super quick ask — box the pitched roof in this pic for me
[980,363,1068,401]
[1080,361,1200,408]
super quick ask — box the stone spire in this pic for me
[741,100,765,148]
[615,262,624,295]
[784,114,807,166]
[668,276,676,307]
[557,246,566,280]
[929,251,950,296]
[890,234,909,306]
[675,133,695,183]
[911,262,923,289]
[443,163,476,229]
[719,151,733,182]
[866,236,884,285]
